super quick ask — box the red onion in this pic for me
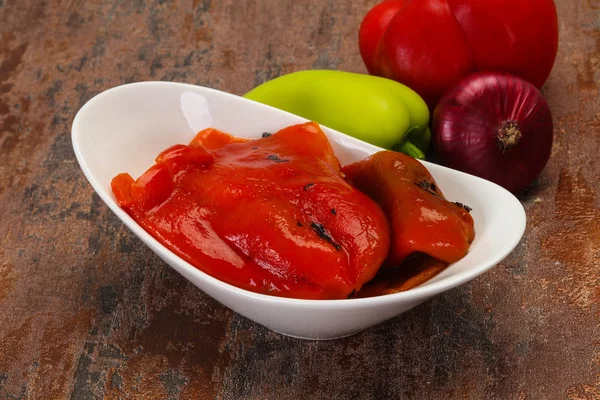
[432,72,553,193]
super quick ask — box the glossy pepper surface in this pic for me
[243,70,431,159]
[342,151,475,267]
[111,122,391,300]
[359,0,559,107]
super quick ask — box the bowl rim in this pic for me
[71,80,527,308]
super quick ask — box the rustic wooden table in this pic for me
[1,1,598,399]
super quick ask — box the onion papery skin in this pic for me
[433,72,553,193]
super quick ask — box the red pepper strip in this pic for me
[342,150,475,267]
[356,254,447,297]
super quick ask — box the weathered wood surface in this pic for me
[0,1,598,398]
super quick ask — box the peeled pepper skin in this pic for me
[111,122,391,300]
[342,151,475,267]
[243,70,431,159]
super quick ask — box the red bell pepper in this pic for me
[359,0,559,106]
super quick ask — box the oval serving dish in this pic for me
[72,81,526,340]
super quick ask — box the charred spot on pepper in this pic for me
[331,208,337,215]
[310,222,341,251]
[266,155,289,163]
[252,147,258,150]
[417,180,436,192]
[416,180,444,200]
[296,221,303,227]
[303,182,315,190]
[261,132,272,138]
[453,202,473,212]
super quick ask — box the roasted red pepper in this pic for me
[356,254,448,298]
[342,151,475,267]
[111,122,391,300]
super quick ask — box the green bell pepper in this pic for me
[243,70,431,159]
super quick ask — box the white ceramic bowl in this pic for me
[72,81,526,340]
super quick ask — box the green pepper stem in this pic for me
[397,141,426,159]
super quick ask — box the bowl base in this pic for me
[272,329,362,341]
